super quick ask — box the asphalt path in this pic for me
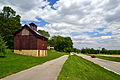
[76,54,120,75]
[1,55,68,80]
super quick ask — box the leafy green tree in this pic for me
[49,36,73,52]
[0,6,16,18]
[101,48,107,54]
[70,48,80,53]
[0,35,7,56]
[64,47,72,53]
[38,30,50,38]
[0,6,21,49]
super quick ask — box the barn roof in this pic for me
[14,24,48,39]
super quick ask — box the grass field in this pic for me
[97,56,120,62]
[0,49,67,78]
[57,55,120,80]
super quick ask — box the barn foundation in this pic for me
[14,50,47,57]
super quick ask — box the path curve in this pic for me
[1,55,68,80]
[76,54,120,75]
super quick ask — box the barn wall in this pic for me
[37,38,47,50]
[16,31,22,35]
[14,35,37,50]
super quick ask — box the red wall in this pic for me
[14,35,37,50]
[14,35,47,50]
[37,38,47,50]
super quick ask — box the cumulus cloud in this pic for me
[1,0,120,49]
[0,0,49,21]
[100,36,111,39]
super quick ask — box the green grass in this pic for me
[97,56,120,62]
[57,55,120,80]
[0,49,67,78]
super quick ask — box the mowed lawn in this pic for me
[0,50,67,78]
[97,56,120,62]
[57,55,120,80]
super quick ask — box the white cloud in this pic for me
[1,0,120,49]
[100,36,111,39]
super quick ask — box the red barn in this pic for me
[14,23,48,57]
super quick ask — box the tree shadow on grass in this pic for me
[0,56,6,58]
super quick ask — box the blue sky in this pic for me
[92,32,112,37]
[1,0,120,49]
[22,17,49,27]
[46,0,59,6]
[22,0,58,27]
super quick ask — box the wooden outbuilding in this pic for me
[14,23,48,57]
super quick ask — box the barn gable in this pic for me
[22,28,30,35]
[14,25,47,39]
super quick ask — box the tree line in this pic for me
[81,48,120,54]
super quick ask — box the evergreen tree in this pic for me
[0,35,7,56]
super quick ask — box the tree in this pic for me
[0,6,16,18]
[0,6,21,49]
[64,47,72,53]
[0,35,7,56]
[49,36,73,52]
[38,30,50,38]
[70,48,80,53]
[101,48,107,54]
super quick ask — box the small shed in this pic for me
[14,23,48,57]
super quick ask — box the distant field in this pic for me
[97,56,120,62]
[57,55,120,80]
[0,50,67,78]
[84,54,120,62]
[85,54,120,57]
[98,54,120,57]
